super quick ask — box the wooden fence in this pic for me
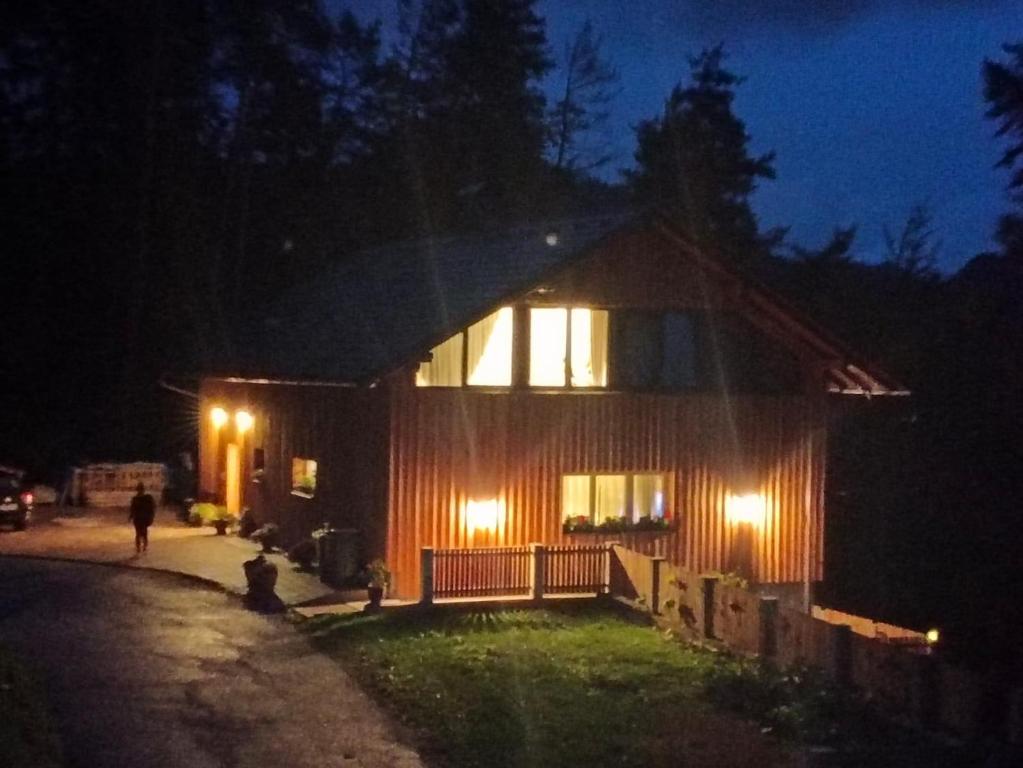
[608,544,1023,745]
[421,544,611,603]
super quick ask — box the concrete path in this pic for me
[0,506,344,607]
[0,557,423,768]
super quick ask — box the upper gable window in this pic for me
[612,310,698,391]
[416,307,513,387]
[529,307,608,388]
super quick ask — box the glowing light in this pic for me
[466,498,501,533]
[926,628,940,645]
[210,406,228,429]
[234,409,254,434]
[529,308,567,386]
[467,307,513,386]
[726,494,766,527]
[545,231,559,246]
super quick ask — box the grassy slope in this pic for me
[0,645,62,768]
[305,603,970,768]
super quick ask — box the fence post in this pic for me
[758,597,779,658]
[701,576,718,639]
[420,547,434,605]
[651,557,666,614]
[830,624,853,685]
[530,543,546,603]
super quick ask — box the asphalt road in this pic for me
[0,557,422,768]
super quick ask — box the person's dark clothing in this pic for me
[129,492,156,552]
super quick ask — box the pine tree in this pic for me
[628,46,775,265]
[983,42,1023,257]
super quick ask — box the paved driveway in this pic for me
[0,558,422,768]
[0,506,343,606]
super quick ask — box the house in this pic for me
[198,211,906,600]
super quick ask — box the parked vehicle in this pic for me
[0,472,33,530]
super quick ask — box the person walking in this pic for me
[129,482,156,554]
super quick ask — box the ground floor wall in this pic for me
[387,388,827,598]
[198,380,390,562]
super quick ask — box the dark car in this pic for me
[0,473,32,530]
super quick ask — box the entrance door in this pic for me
[225,442,240,515]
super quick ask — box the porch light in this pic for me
[234,409,254,434]
[210,406,228,429]
[725,494,766,527]
[926,628,940,645]
[466,498,501,533]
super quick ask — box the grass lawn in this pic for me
[0,644,62,768]
[304,601,971,768]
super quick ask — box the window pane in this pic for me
[416,332,463,386]
[529,308,567,386]
[570,308,608,387]
[291,458,317,495]
[594,475,627,524]
[633,474,667,522]
[610,311,660,389]
[661,313,697,389]
[467,306,513,386]
[561,475,591,523]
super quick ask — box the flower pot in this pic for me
[213,520,229,535]
[367,585,384,608]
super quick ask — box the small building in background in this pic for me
[68,462,167,507]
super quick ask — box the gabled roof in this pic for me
[221,211,907,396]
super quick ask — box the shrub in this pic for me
[366,559,391,589]
[287,539,317,569]
[187,502,227,527]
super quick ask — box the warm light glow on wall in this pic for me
[466,498,502,533]
[210,406,228,429]
[725,494,766,527]
[234,409,254,434]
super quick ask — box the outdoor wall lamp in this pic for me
[210,406,228,430]
[234,409,254,434]
[466,498,501,533]
[725,493,766,527]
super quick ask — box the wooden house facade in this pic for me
[198,214,906,599]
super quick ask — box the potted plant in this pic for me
[365,559,391,610]
[212,510,236,536]
[251,523,280,553]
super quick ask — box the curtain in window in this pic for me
[561,475,591,522]
[632,474,666,522]
[467,307,513,386]
[594,475,627,523]
[530,308,567,386]
[570,308,608,387]
[415,332,463,386]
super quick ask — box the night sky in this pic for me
[348,0,1020,271]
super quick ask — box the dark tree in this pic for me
[628,46,775,265]
[882,203,941,278]
[983,41,1023,257]
[548,20,619,172]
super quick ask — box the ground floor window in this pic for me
[562,472,670,532]
[291,458,317,497]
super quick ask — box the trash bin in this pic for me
[318,527,358,586]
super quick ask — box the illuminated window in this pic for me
[416,333,463,386]
[562,473,670,527]
[291,458,317,497]
[529,307,608,388]
[416,307,512,386]
[467,306,513,386]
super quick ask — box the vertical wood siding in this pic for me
[199,381,390,554]
[387,386,825,598]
